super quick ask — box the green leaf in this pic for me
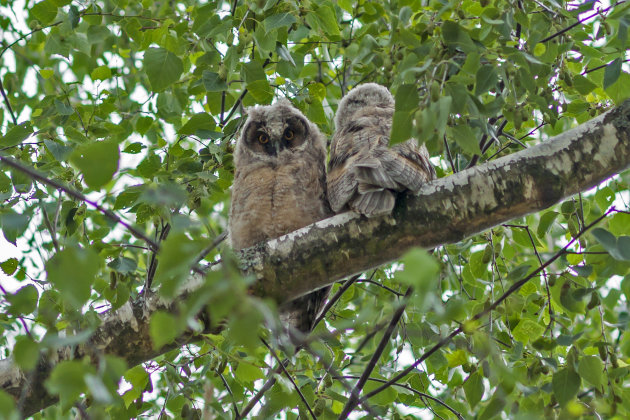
[242,61,266,83]
[478,395,505,419]
[144,48,183,92]
[363,378,397,406]
[512,319,545,344]
[91,65,112,80]
[591,227,627,261]
[552,368,580,406]
[123,365,149,403]
[54,99,74,116]
[594,186,615,211]
[0,390,16,417]
[537,211,559,238]
[85,373,113,404]
[390,84,419,145]
[0,122,33,148]
[107,257,137,274]
[31,0,58,24]
[578,355,603,387]
[149,311,178,349]
[123,142,145,154]
[153,233,204,297]
[68,5,80,28]
[573,75,598,95]
[463,371,484,409]
[1,210,30,246]
[390,110,414,145]
[253,25,276,53]
[46,246,100,308]
[448,124,481,155]
[45,361,92,406]
[179,113,216,136]
[263,13,296,31]
[202,71,228,92]
[137,154,161,179]
[247,80,273,104]
[234,363,264,382]
[0,171,11,195]
[475,65,498,95]
[7,285,38,316]
[44,139,73,161]
[604,72,630,105]
[136,116,154,135]
[114,185,144,209]
[312,4,340,38]
[395,249,439,311]
[70,140,119,190]
[603,57,622,90]
[0,258,18,275]
[13,336,39,371]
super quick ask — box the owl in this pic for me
[228,99,331,333]
[328,83,436,217]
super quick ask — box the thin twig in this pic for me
[0,77,17,125]
[311,273,362,329]
[540,1,625,43]
[297,339,383,419]
[40,204,60,253]
[359,208,614,403]
[218,372,240,418]
[237,371,278,419]
[356,279,405,296]
[0,154,159,251]
[221,89,248,126]
[261,339,316,419]
[339,287,413,418]
[443,134,456,173]
[194,231,228,268]
[331,375,464,420]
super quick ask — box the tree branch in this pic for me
[2,99,630,416]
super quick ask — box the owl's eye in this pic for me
[284,129,294,141]
[258,133,269,144]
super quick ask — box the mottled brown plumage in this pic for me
[328,83,436,217]
[229,99,331,333]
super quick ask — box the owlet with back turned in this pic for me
[328,83,436,217]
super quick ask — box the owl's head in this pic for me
[235,99,325,164]
[334,83,394,131]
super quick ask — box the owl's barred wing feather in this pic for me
[380,144,436,192]
[327,164,357,213]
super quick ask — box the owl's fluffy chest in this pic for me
[229,161,327,250]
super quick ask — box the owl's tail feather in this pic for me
[351,190,395,217]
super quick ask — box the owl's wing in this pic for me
[327,163,357,213]
[383,142,436,192]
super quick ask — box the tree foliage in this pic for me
[1,0,630,419]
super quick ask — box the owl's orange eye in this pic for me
[258,133,269,144]
[284,129,294,141]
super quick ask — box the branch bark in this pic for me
[2,99,629,416]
